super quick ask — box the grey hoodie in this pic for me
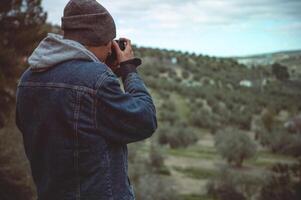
[28,33,101,72]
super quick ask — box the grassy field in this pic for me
[130,128,298,199]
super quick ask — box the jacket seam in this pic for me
[93,72,115,199]
[105,146,115,200]
[95,71,111,89]
[18,81,97,95]
[93,97,97,129]
[74,92,81,200]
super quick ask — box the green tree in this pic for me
[207,166,265,200]
[157,124,198,149]
[0,0,47,128]
[272,63,289,81]
[215,127,257,168]
[259,160,301,200]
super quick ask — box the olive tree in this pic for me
[215,127,257,167]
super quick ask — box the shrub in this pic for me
[157,124,198,149]
[255,128,272,146]
[282,135,301,157]
[207,182,246,200]
[189,109,217,130]
[127,142,142,163]
[182,70,190,79]
[167,69,177,79]
[256,126,300,155]
[139,64,159,78]
[157,90,170,99]
[259,160,301,200]
[143,76,158,89]
[215,127,257,167]
[228,110,252,130]
[272,63,290,81]
[134,174,179,200]
[207,166,266,200]
[149,143,164,170]
[128,145,178,200]
[268,128,294,153]
[157,123,170,145]
[261,108,276,132]
[159,110,179,125]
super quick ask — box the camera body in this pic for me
[115,39,126,51]
[105,39,126,66]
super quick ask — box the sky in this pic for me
[42,0,301,57]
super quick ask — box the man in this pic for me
[15,0,157,199]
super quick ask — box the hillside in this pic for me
[1,1,300,199]
[128,46,301,199]
[234,50,301,72]
[1,45,300,200]
[135,47,301,130]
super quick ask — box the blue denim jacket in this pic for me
[16,59,157,200]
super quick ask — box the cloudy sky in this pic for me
[42,0,301,57]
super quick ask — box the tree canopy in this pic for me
[0,0,47,128]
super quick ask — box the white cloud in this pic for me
[99,0,301,30]
[42,0,301,56]
[43,0,301,30]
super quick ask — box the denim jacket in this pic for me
[15,34,157,200]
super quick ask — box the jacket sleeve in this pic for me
[95,66,157,144]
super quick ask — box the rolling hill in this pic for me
[234,50,301,69]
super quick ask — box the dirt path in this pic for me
[165,155,219,169]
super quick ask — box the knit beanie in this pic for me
[61,0,116,46]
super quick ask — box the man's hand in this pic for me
[107,58,119,72]
[110,38,142,79]
[112,38,134,63]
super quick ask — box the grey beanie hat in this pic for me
[61,0,116,46]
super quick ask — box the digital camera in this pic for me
[105,39,126,66]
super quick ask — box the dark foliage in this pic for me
[208,183,246,200]
[272,63,289,81]
[259,160,301,200]
[157,123,198,149]
[0,0,47,128]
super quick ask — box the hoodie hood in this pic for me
[28,33,101,72]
